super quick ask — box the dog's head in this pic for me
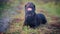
[25,2,36,16]
[25,2,35,11]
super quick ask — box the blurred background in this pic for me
[0,0,60,34]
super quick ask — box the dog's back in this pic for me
[36,14,47,24]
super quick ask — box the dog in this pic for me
[24,2,47,28]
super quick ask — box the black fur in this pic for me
[24,2,47,28]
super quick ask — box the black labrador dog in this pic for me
[24,2,47,28]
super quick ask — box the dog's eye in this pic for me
[27,8,32,11]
